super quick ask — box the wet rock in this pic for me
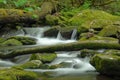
[43,26,60,38]
[12,60,42,69]
[90,50,120,77]
[44,26,78,39]
[69,9,120,30]
[0,68,38,80]
[2,39,23,46]
[59,62,73,68]
[78,49,100,58]
[9,36,36,45]
[30,53,57,63]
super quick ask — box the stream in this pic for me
[0,27,114,80]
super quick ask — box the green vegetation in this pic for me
[0,0,120,79]
[2,39,23,46]
[0,68,38,80]
[30,53,57,63]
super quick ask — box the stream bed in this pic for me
[0,27,114,80]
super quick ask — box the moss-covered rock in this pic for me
[30,53,57,63]
[69,9,120,30]
[79,35,118,41]
[13,60,42,69]
[98,25,120,37]
[9,36,36,45]
[0,38,5,43]
[79,49,100,58]
[0,68,38,80]
[90,50,120,77]
[2,39,23,46]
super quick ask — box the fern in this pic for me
[14,0,27,8]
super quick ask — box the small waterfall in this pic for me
[57,29,77,40]
[57,31,65,40]
[71,29,77,40]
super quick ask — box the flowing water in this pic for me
[0,27,114,80]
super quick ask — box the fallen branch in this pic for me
[0,40,120,59]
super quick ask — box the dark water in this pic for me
[39,74,114,80]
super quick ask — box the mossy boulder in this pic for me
[30,53,57,63]
[0,38,5,43]
[90,50,120,77]
[2,39,23,46]
[9,36,36,45]
[79,35,118,41]
[98,25,120,37]
[0,68,38,80]
[13,60,42,69]
[69,9,120,30]
[78,49,100,58]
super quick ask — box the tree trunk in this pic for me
[0,41,120,59]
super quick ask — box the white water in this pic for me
[0,27,97,77]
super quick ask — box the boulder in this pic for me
[44,25,79,39]
[30,53,57,63]
[90,50,120,77]
[9,36,36,45]
[79,35,118,41]
[69,9,120,30]
[0,38,5,43]
[13,60,42,69]
[78,49,100,58]
[43,26,60,38]
[0,68,38,80]
[2,39,23,46]
[98,25,120,38]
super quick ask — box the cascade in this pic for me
[0,27,97,78]
[71,29,77,40]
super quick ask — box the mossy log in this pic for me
[0,40,120,59]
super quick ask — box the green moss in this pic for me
[45,14,59,25]
[2,39,23,46]
[0,68,38,80]
[69,9,120,29]
[30,53,57,63]
[79,35,118,41]
[90,52,120,77]
[98,25,120,37]
[10,36,36,45]
[0,38,5,43]
[13,60,42,69]
[79,49,99,58]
